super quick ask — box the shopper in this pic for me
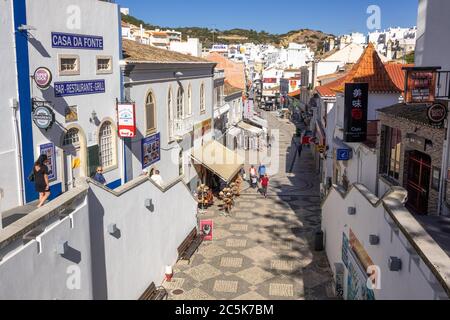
[93,166,107,185]
[33,154,51,208]
[151,169,164,186]
[258,163,266,179]
[260,174,269,198]
[249,165,257,188]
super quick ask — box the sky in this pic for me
[117,0,418,35]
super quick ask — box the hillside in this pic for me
[121,14,334,54]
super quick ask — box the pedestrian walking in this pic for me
[297,143,303,158]
[258,163,266,179]
[240,167,247,181]
[260,174,269,198]
[93,166,107,185]
[32,154,51,208]
[249,165,257,188]
[150,169,164,186]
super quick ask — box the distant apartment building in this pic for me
[170,38,202,57]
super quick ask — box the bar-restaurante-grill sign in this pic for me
[344,83,369,143]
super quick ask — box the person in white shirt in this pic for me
[150,169,164,186]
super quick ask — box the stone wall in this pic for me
[378,113,445,215]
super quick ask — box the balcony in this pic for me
[172,118,194,138]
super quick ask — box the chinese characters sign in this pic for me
[405,68,437,104]
[344,83,368,143]
[117,103,136,138]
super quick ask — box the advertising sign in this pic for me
[54,80,105,97]
[337,148,351,161]
[141,133,161,169]
[344,83,369,143]
[427,103,447,125]
[33,105,55,130]
[117,103,136,138]
[51,32,103,50]
[405,68,438,104]
[39,143,56,181]
[33,67,52,90]
[200,220,213,241]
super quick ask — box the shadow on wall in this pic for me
[87,188,108,300]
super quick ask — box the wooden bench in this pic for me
[139,282,168,300]
[177,227,203,264]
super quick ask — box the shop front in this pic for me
[191,140,244,192]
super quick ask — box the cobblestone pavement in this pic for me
[163,111,336,300]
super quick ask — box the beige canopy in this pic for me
[191,140,244,183]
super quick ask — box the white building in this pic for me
[284,43,314,69]
[170,38,202,57]
[120,7,129,15]
[338,32,367,49]
[122,39,219,191]
[0,0,124,215]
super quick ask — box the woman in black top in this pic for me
[34,154,51,208]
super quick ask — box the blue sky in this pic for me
[117,0,418,35]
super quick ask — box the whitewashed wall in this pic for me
[416,0,450,70]
[0,201,93,299]
[88,177,197,300]
[0,175,197,300]
[0,0,22,212]
[322,184,449,300]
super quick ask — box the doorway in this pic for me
[62,128,86,191]
[405,151,431,215]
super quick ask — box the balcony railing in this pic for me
[172,118,194,138]
[436,71,450,99]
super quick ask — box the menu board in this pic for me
[40,143,57,181]
[141,133,161,169]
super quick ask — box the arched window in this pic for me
[176,86,183,120]
[200,83,205,113]
[187,85,192,116]
[99,121,116,169]
[63,128,80,146]
[145,91,156,134]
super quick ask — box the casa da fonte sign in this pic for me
[51,32,103,50]
[344,83,368,143]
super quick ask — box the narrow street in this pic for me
[163,110,336,300]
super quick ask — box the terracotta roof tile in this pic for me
[384,63,414,92]
[224,81,243,96]
[206,52,246,90]
[331,43,401,93]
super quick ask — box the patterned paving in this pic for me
[163,111,336,300]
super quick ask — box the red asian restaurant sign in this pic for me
[404,67,440,104]
[117,103,136,138]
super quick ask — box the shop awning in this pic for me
[214,103,231,119]
[248,116,268,129]
[227,126,242,138]
[191,140,244,183]
[237,121,264,135]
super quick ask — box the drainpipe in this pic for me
[12,98,25,206]
[438,116,450,216]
